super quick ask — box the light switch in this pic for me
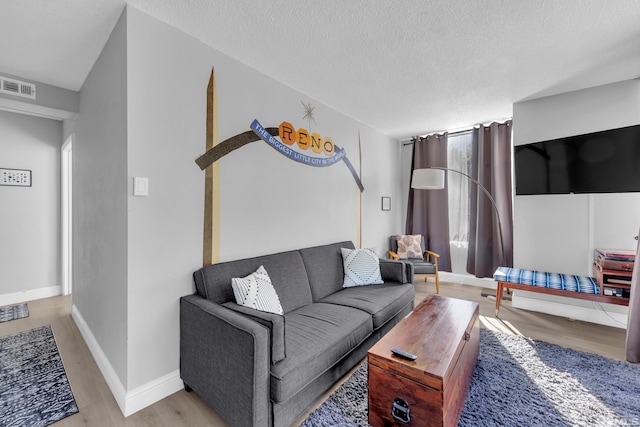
[133,177,149,196]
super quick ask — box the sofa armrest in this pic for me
[403,260,415,283]
[222,302,286,364]
[181,295,270,427]
[379,259,414,284]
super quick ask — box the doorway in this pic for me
[61,135,73,295]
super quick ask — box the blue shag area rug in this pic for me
[0,325,78,426]
[0,303,29,323]
[301,329,640,427]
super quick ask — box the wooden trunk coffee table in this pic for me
[368,294,479,427]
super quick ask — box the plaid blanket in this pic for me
[493,267,600,294]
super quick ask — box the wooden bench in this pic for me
[493,267,629,316]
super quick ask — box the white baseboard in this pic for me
[125,369,183,416]
[512,291,628,329]
[439,272,496,288]
[71,305,128,412]
[0,285,61,306]
[71,305,183,417]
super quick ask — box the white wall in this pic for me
[71,5,403,415]
[125,7,207,395]
[124,4,401,390]
[513,79,640,273]
[512,79,640,327]
[0,110,61,300]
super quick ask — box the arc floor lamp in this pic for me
[411,167,506,285]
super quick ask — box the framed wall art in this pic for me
[1,168,32,187]
[381,196,391,211]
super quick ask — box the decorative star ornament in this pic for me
[301,100,317,128]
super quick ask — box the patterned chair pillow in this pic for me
[396,234,423,259]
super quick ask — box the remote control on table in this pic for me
[391,348,417,361]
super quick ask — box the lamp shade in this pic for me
[411,168,445,190]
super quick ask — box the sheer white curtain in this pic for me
[447,132,472,274]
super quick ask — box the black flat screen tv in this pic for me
[514,124,640,195]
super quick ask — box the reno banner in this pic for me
[251,119,346,167]
[196,119,363,191]
[197,69,364,266]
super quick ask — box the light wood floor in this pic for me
[0,280,627,426]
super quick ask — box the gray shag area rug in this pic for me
[0,325,78,426]
[301,329,640,427]
[0,303,29,323]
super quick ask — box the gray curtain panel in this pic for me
[405,133,452,272]
[626,232,640,363]
[466,121,514,278]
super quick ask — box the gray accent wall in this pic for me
[73,9,128,387]
[0,110,61,295]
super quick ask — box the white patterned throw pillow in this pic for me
[341,247,384,288]
[231,266,284,315]
[396,234,423,259]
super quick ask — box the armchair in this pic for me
[389,235,440,293]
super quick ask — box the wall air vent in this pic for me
[0,76,36,99]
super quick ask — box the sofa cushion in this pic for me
[298,241,355,301]
[193,250,313,313]
[222,302,286,364]
[319,283,414,329]
[340,247,384,288]
[270,303,372,403]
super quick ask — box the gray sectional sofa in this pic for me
[180,241,415,427]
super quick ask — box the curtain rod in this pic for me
[401,129,472,145]
[400,118,512,145]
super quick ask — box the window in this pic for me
[446,132,473,274]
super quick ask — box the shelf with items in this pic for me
[593,263,632,300]
[592,248,634,302]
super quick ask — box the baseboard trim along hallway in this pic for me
[0,286,61,306]
[71,304,183,417]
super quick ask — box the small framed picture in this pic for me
[0,168,32,187]
[381,196,391,211]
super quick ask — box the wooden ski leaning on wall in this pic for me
[203,69,220,266]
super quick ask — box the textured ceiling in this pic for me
[1,0,639,139]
